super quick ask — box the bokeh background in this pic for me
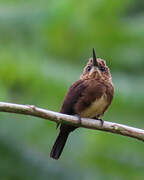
[0,0,144,179]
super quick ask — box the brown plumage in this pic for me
[50,49,114,160]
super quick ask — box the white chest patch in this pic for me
[80,94,108,118]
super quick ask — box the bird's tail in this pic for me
[50,128,70,160]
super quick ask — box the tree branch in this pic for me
[0,102,144,142]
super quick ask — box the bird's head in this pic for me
[80,48,112,82]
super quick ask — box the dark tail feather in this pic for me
[50,129,70,160]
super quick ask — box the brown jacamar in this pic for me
[50,48,114,160]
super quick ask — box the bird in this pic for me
[50,48,114,160]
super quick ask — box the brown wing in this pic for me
[74,79,107,115]
[51,80,87,158]
[60,79,87,115]
[59,79,87,132]
[102,82,114,114]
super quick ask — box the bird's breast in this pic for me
[80,93,108,118]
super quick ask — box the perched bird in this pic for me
[50,49,114,160]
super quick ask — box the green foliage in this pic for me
[0,0,144,179]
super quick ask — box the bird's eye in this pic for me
[99,66,106,72]
[87,66,91,72]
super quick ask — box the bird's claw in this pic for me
[97,118,104,127]
[94,117,104,127]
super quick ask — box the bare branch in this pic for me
[0,102,144,142]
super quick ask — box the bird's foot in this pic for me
[94,117,104,127]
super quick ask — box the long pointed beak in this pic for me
[92,48,98,67]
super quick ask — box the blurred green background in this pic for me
[0,0,144,179]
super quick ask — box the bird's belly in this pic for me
[80,94,108,118]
